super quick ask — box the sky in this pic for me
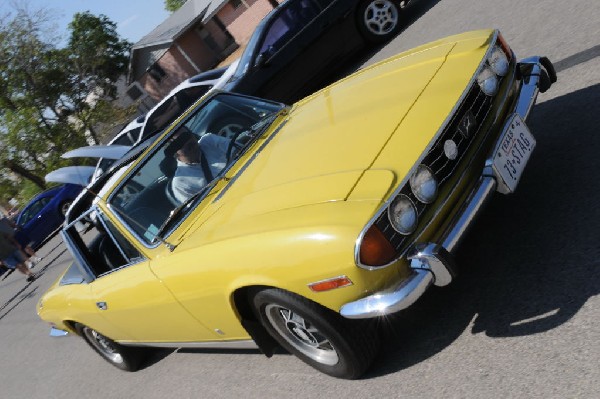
[0,0,171,44]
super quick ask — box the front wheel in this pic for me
[251,288,380,379]
[356,0,401,43]
[76,323,144,371]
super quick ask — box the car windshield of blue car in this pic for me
[107,93,284,246]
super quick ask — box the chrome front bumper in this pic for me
[340,57,556,319]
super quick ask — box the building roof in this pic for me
[132,0,229,50]
[128,0,229,84]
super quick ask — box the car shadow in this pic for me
[138,347,266,371]
[364,83,600,378]
[0,285,39,321]
[177,348,264,356]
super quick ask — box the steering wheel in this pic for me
[113,181,143,207]
[226,130,249,163]
[218,122,245,138]
[209,116,251,139]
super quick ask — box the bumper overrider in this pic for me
[341,57,556,319]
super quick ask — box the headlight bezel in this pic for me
[488,45,509,77]
[387,194,418,235]
[409,164,438,204]
[476,65,499,96]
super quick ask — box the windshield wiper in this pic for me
[250,111,282,137]
[152,178,221,248]
[228,111,282,163]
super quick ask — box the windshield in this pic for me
[108,93,284,246]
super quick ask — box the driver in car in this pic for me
[169,128,231,203]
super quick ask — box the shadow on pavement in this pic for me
[0,239,67,321]
[365,81,600,377]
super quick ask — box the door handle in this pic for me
[96,302,108,310]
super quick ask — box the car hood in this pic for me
[45,166,96,186]
[215,43,454,208]
[61,145,132,160]
[179,31,493,241]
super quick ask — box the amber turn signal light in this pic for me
[359,224,396,267]
[308,276,353,292]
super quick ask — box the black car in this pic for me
[224,0,407,103]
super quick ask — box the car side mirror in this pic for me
[255,53,269,69]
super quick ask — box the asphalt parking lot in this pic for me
[1,0,599,397]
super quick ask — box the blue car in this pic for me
[15,183,84,250]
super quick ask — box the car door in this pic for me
[66,211,215,342]
[148,247,252,342]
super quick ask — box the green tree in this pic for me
[68,12,131,99]
[66,12,133,144]
[165,0,187,12]
[0,6,134,203]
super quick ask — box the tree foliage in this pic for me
[164,0,187,12]
[68,12,132,101]
[0,5,134,206]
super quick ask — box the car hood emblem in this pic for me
[458,110,477,138]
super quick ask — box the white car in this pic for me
[50,60,239,185]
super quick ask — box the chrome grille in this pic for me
[374,81,497,254]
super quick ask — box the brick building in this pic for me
[126,0,281,110]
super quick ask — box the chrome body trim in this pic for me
[341,54,551,319]
[340,269,433,318]
[118,339,258,350]
[408,243,456,286]
[441,176,497,253]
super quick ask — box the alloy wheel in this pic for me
[83,327,125,365]
[264,304,339,366]
[363,0,399,36]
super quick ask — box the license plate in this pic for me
[493,114,536,193]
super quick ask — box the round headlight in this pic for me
[410,165,438,204]
[477,66,499,96]
[488,46,509,77]
[388,194,418,235]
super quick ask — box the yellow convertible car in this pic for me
[37,29,555,379]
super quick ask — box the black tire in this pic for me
[251,288,380,379]
[356,0,401,43]
[75,323,144,371]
